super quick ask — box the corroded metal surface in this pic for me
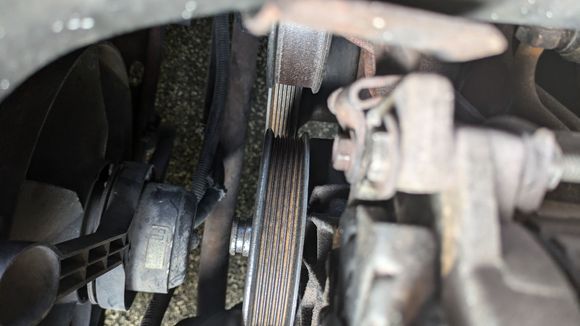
[274,23,331,93]
[329,74,454,200]
[439,128,580,326]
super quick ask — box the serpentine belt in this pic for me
[243,130,309,325]
[242,21,329,325]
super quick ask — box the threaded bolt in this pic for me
[229,218,252,256]
[561,154,580,183]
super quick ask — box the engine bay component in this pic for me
[0,232,129,325]
[0,41,200,323]
[267,83,303,137]
[243,130,310,326]
[0,242,61,326]
[84,162,153,311]
[0,42,136,324]
[4,0,580,324]
[0,159,199,323]
[246,0,507,62]
[330,71,580,325]
[126,183,197,293]
[273,23,331,93]
[330,74,454,200]
[341,206,435,326]
[229,218,252,257]
[439,128,580,326]
[266,22,331,136]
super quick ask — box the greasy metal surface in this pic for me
[246,0,507,62]
[274,23,331,93]
[244,132,309,326]
[266,83,301,137]
[0,0,265,103]
[439,127,580,326]
[348,207,435,325]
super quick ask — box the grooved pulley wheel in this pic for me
[243,130,310,325]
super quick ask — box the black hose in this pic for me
[140,14,231,326]
[149,126,176,182]
[197,15,259,316]
[191,14,231,201]
[140,288,175,326]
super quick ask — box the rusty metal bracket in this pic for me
[329,73,454,201]
[438,127,580,326]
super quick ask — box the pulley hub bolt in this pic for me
[230,218,252,257]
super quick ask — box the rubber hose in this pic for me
[140,14,230,326]
[191,14,231,201]
[140,289,175,326]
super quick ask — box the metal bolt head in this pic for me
[230,218,252,257]
[367,132,392,183]
[332,135,355,172]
